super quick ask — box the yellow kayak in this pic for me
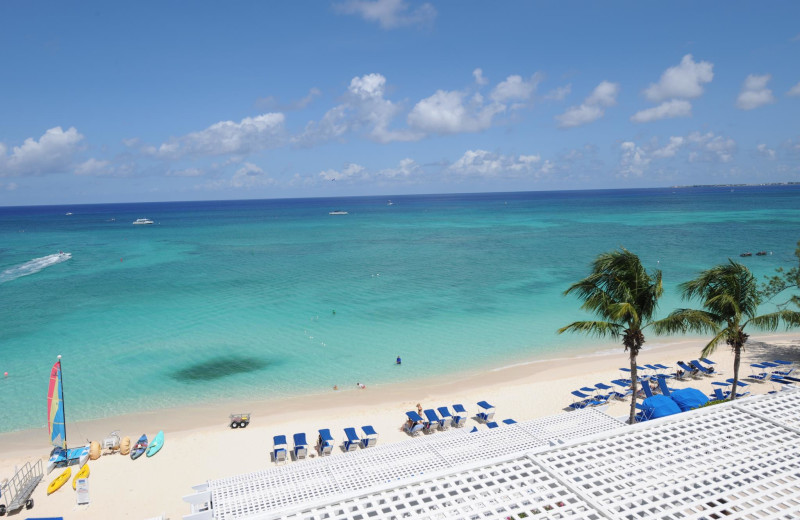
[47,467,71,495]
[72,463,90,489]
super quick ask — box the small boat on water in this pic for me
[756,251,769,256]
[133,218,154,225]
[740,252,752,257]
[328,211,348,215]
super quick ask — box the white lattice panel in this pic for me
[283,457,605,520]
[516,408,625,443]
[734,388,800,431]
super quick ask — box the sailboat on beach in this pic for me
[46,355,89,474]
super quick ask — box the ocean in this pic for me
[1,186,799,433]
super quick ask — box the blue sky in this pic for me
[1,1,799,205]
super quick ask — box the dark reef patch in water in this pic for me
[170,355,269,382]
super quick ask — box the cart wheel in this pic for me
[241,421,249,428]
[230,421,239,429]
[26,498,34,509]
[1,503,7,515]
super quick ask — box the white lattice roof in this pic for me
[183,390,800,520]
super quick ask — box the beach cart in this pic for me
[0,459,42,514]
[229,413,251,429]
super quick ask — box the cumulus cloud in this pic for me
[788,82,800,97]
[618,142,650,177]
[631,99,692,123]
[650,136,685,158]
[408,89,505,134]
[449,149,547,178]
[473,68,488,86]
[688,132,736,162]
[378,158,421,179]
[202,162,275,190]
[644,54,714,102]
[319,163,368,182]
[74,158,110,176]
[149,113,285,158]
[255,88,321,111]
[0,126,85,177]
[736,74,776,110]
[556,81,619,128]
[756,143,776,159]
[490,74,541,103]
[299,73,421,144]
[334,0,436,29]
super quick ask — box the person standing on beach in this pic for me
[396,355,402,365]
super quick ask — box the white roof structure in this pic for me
[184,389,800,520]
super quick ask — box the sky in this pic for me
[1,1,799,206]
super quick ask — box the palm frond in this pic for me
[747,310,800,331]
[557,321,623,339]
[652,309,719,335]
[700,329,728,358]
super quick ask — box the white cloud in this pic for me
[473,68,488,86]
[688,132,736,162]
[299,73,421,144]
[651,136,685,158]
[618,141,650,177]
[0,126,85,176]
[319,163,368,182]
[644,54,714,102]
[757,143,776,159]
[378,158,421,179]
[169,167,204,177]
[449,149,546,178]
[74,158,110,176]
[630,99,692,123]
[408,89,505,134]
[556,81,619,128]
[736,74,775,110]
[544,84,571,101]
[334,0,436,29]
[152,113,285,158]
[256,87,321,111]
[490,74,541,103]
[788,81,800,97]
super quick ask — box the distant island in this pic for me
[672,182,800,188]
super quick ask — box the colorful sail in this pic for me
[47,360,67,449]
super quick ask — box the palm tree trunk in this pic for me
[629,352,638,424]
[730,346,741,400]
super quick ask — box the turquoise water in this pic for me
[1,186,799,432]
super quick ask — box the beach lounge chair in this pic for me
[711,387,727,400]
[656,375,674,396]
[292,433,308,460]
[360,425,378,448]
[748,364,769,382]
[273,435,288,464]
[486,421,499,429]
[595,382,625,400]
[502,418,517,425]
[569,390,602,410]
[422,409,441,433]
[404,411,425,436]
[452,404,467,427]
[690,360,714,376]
[476,401,495,422]
[343,427,360,452]
[634,403,653,423]
[699,358,722,373]
[640,380,655,399]
[677,361,701,379]
[436,406,453,429]
[317,429,334,456]
[610,379,634,398]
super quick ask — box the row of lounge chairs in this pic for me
[404,401,497,435]
[748,360,795,382]
[272,426,379,464]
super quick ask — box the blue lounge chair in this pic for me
[486,421,499,429]
[690,360,714,376]
[502,418,517,425]
[423,409,441,432]
[726,378,748,387]
[710,387,727,400]
[317,428,334,455]
[405,411,425,436]
[273,435,288,464]
[748,364,769,382]
[610,379,634,398]
[634,403,653,423]
[360,425,378,448]
[654,363,671,371]
[569,390,602,410]
[699,358,720,372]
[640,380,655,398]
[436,406,453,429]
[343,427,360,451]
[292,433,308,460]
[677,361,701,379]
[452,404,467,427]
[656,375,674,396]
[476,401,495,422]
[595,382,625,400]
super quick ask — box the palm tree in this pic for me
[558,248,663,424]
[654,260,800,400]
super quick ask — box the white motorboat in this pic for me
[328,211,348,215]
[133,218,154,225]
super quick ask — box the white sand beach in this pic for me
[1,333,798,520]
